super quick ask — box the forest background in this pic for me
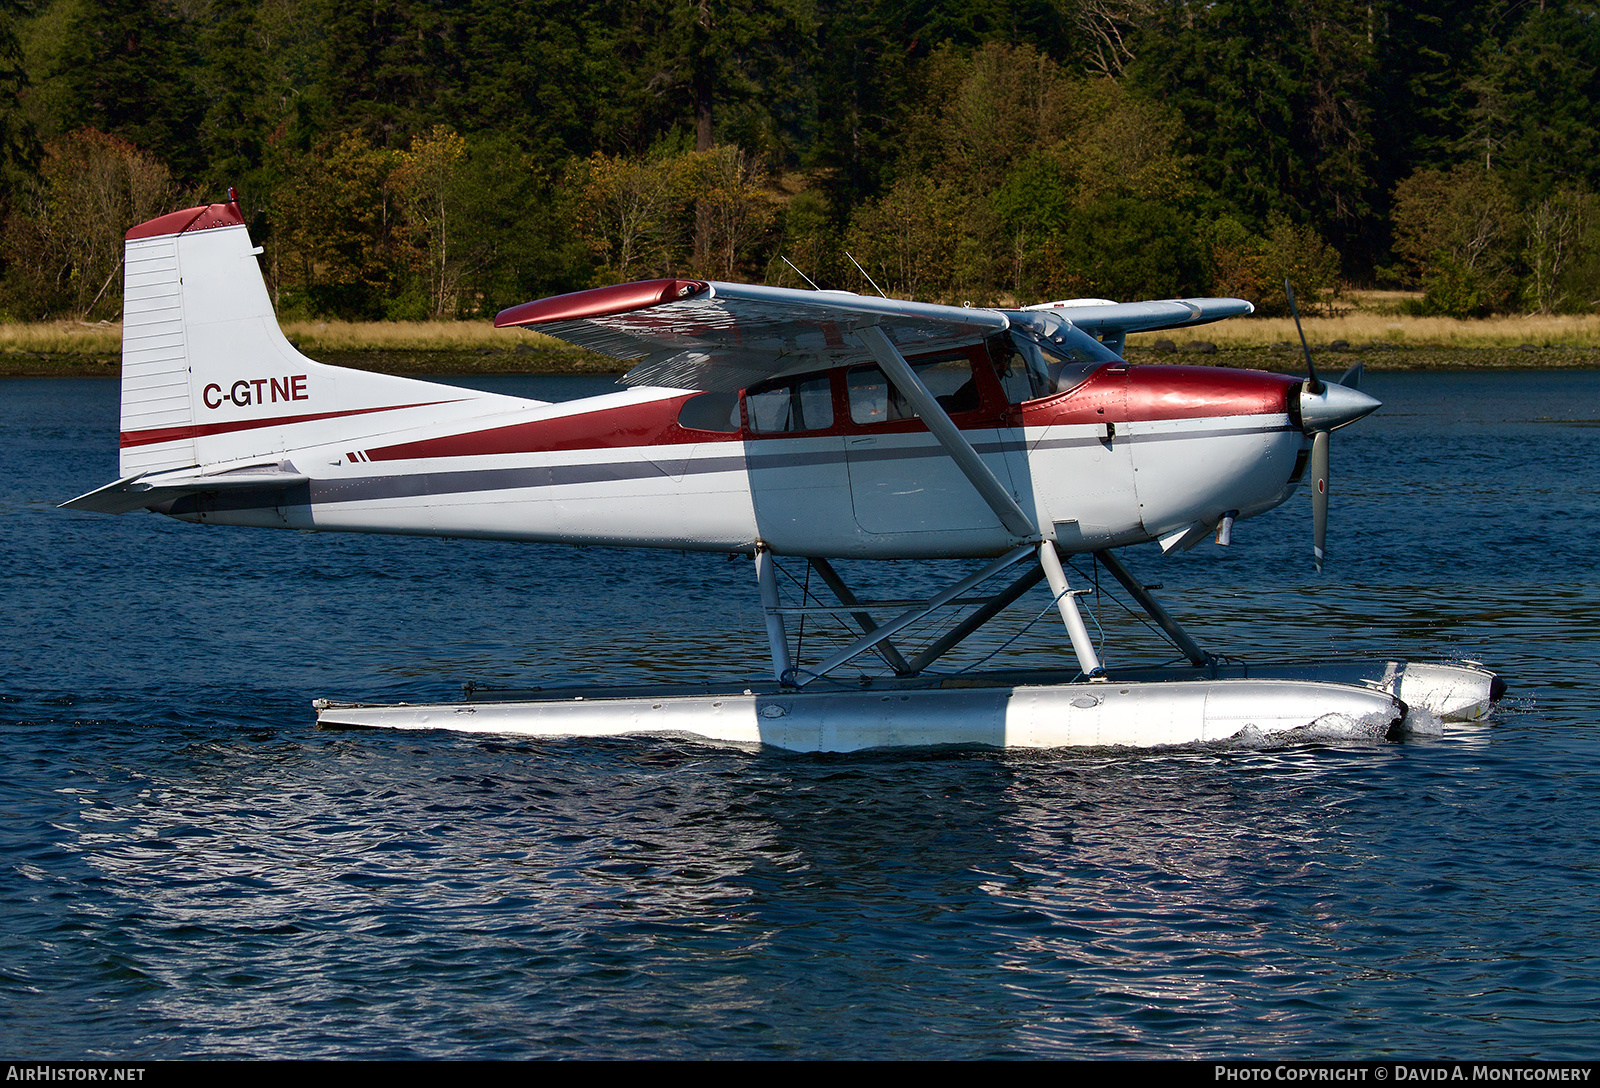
[0,0,1597,327]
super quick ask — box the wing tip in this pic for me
[494,280,710,328]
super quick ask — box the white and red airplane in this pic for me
[64,193,1502,751]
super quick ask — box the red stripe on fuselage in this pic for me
[364,395,727,461]
[363,365,1296,464]
[119,400,464,448]
[1021,365,1294,427]
[1127,364,1295,419]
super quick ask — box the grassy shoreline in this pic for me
[0,319,622,377]
[3,315,1599,377]
[1131,310,1600,350]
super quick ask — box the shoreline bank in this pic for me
[0,346,622,378]
[5,343,1598,379]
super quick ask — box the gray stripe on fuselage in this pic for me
[267,419,1294,509]
[1030,422,1296,453]
[308,453,750,505]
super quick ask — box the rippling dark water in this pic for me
[4,371,1599,1058]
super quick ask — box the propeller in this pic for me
[1285,281,1381,571]
[1310,429,1329,569]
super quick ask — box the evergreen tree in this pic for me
[52,0,204,180]
[0,0,38,249]
[199,0,269,191]
[0,1,33,172]
[317,0,467,147]
[1370,0,1495,178]
[1482,1,1600,199]
[808,0,1066,216]
[1,0,1596,314]
[1128,0,1377,271]
[456,0,611,160]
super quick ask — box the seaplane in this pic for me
[62,192,1503,752]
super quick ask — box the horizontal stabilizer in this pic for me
[61,464,309,515]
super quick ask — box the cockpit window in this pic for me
[990,324,1118,403]
[847,354,979,426]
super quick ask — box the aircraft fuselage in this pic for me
[161,348,1304,560]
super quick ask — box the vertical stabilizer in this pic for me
[118,206,223,474]
[117,195,525,478]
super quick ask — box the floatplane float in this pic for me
[64,193,1502,752]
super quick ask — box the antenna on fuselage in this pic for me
[845,252,888,298]
[780,256,821,291]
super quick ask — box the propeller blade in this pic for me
[1286,279,1323,395]
[1337,360,1364,389]
[1311,429,1329,571]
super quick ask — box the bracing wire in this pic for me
[771,557,884,673]
[769,554,1224,683]
[1068,557,1109,668]
[781,256,821,291]
[796,561,811,664]
[951,585,1086,679]
[845,252,888,298]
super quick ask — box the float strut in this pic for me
[806,558,913,674]
[1092,549,1210,668]
[903,562,1047,674]
[1038,543,1103,679]
[753,544,793,684]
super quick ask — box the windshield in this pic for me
[990,322,1119,403]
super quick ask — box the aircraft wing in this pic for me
[495,280,1009,392]
[496,280,1255,391]
[1020,298,1255,335]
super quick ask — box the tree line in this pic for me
[0,0,1596,323]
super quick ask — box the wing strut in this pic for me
[850,324,1104,680]
[852,325,1036,540]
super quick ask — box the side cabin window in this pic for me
[988,326,1118,404]
[677,391,741,433]
[744,374,834,433]
[847,353,980,426]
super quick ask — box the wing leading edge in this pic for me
[1021,297,1255,335]
[495,280,1254,392]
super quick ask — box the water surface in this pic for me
[3,371,1598,1058]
